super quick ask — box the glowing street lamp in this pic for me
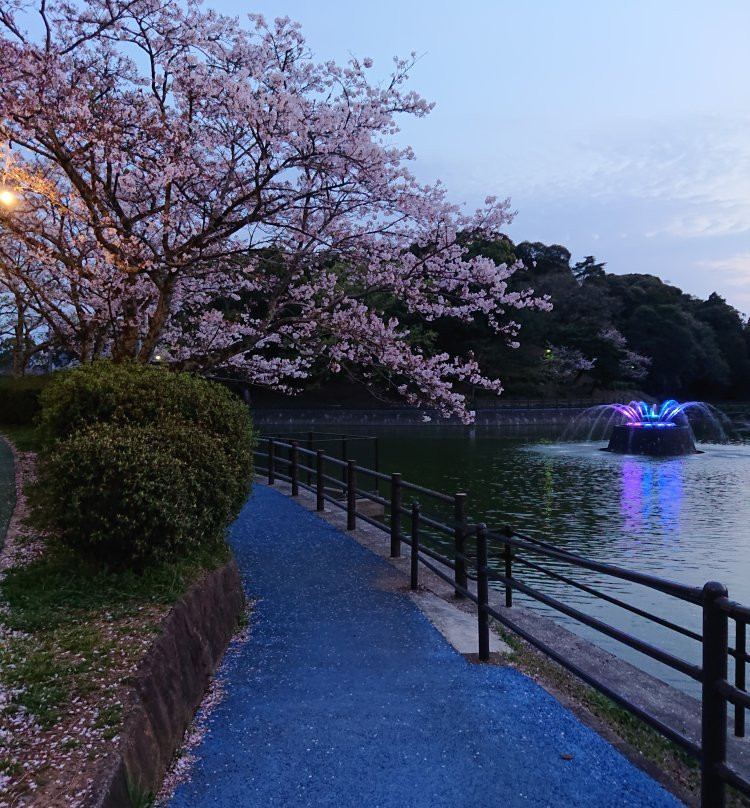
[1,140,17,207]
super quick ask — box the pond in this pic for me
[260,421,750,697]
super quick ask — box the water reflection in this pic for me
[620,457,682,547]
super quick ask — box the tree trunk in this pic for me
[12,292,26,377]
[112,277,141,362]
[137,277,174,363]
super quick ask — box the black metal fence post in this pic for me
[374,436,380,498]
[735,618,746,738]
[504,542,513,607]
[502,527,513,607]
[476,523,490,661]
[307,431,314,486]
[454,493,467,598]
[268,438,275,485]
[410,501,420,591]
[290,441,299,496]
[347,460,356,530]
[316,450,325,512]
[701,580,729,808]
[341,437,348,486]
[390,473,402,557]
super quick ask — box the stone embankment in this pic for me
[90,560,244,808]
[252,406,592,427]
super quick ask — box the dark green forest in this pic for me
[414,237,750,401]
[9,235,745,406]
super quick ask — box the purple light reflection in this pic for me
[620,457,683,544]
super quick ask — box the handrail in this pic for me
[512,554,703,642]
[491,527,704,604]
[400,478,455,505]
[717,596,750,622]
[354,465,392,483]
[486,567,702,680]
[253,437,750,806]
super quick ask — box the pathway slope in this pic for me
[168,485,684,808]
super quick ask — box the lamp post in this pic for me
[0,140,17,207]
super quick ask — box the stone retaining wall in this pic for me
[252,407,591,426]
[89,559,245,808]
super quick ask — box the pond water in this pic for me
[261,421,750,697]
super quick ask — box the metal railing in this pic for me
[262,431,380,491]
[253,435,750,808]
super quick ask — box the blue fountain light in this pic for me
[612,400,695,429]
[606,400,698,455]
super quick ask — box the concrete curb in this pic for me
[409,590,508,655]
[87,559,245,808]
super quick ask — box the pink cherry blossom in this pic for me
[0,0,550,421]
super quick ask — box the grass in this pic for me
[582,687,698,769]
[0,424,41,452]
[126,775,155,808]
[95,703,125,739]
[0,542,230,728]
[1,541,230,630]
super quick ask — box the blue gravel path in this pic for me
[168,484,684,808]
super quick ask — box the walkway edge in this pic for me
[409,590,509,655]
[0,434,34,573]
[88,559,245,808]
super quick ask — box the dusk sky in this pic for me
[218,1,750,315]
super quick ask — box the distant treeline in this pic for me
[402,236,750,401]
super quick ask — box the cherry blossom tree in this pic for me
[542,344,596,384]
[0,0,549,420]
[0,272,49,376]
[598,328,652,382]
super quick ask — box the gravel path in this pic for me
[168,484,684,808]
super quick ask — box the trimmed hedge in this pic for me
[37,361,255,514]
[29,362,256,569]
[30,422,236,568]
[0,375,52,425]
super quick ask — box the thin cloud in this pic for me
[501,115,750,241]
[694,252,750,316]
[696,252,750,285]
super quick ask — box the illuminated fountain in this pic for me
[606,400,699,456]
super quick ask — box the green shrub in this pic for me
[37,361,255,514]
[30,422,239,568]
[0,375,52,425]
